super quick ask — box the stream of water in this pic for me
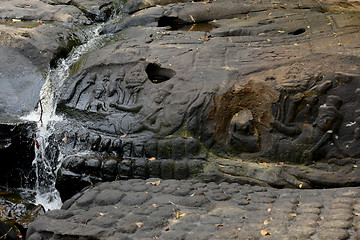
[22,24,108,210]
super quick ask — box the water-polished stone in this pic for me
[27,179,360,239]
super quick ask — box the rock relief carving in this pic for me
[268,67,360,164]
[58,60,207,139]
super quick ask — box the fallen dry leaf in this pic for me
[246,196,251,201]
[136,222,143,228]
[261,230,271,236]
[175,211,187,219]
[62,135,67,143]
[120,134,127,138]
[146,180,161,186]
[299,184,303,189]
[289,213,297,217]
[149,157,156,161]
[355,213,360,216]
[99,212,104,216]
[214,224,223,227]
[264,220,269,225]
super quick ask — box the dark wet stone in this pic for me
[158,140,172,159]
[117,222,139,234]
[160,160,174,179]
[133,158,149,179]
[174,161,189,180]
[0,120,36,188]
[121,192,152,206]
[102,159,118,181]
[94,189,125,206]
[176,195,211,208]
[119,160,132,179]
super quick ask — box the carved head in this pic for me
[315,95,342,131]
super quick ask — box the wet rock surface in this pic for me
[27,178,360,239]
[0,117,36,189]
[1,188,45,240]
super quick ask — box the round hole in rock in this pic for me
[158,16,186,29]
[289,28,306,35]
[146,63,176,83]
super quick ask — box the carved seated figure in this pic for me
[341,89,360,158]
[276,95,343,164]
[229,109,260,153]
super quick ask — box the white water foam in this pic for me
[21,24,107,210]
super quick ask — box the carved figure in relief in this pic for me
[341,88,360,158]
[85,71,110,112]
[276,95,343,163]
[229,109,260,152]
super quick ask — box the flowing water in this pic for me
[21,24,109,210]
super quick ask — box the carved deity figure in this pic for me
[275,95,343,164]
[85,71,111,112]
[341,88,360,158]
[229,109,260,152]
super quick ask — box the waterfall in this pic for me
[22,24,108,210]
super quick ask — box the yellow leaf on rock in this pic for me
[12,19,21,22]
[149,157,156,161]
[175,211,187,219]
[99,212,104,216]
[261,230,271,236]
[146,180,161,186]
[289,213,297,217]
[299,184,303,188]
